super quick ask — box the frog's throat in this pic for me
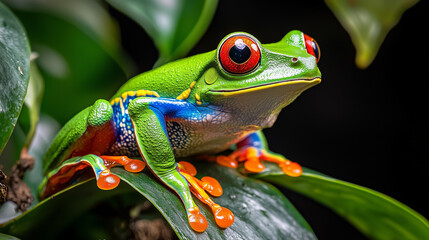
[209,77,321,96]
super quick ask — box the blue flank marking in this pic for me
[110,95,206,155]
[148,98,203,120]
[111,95,139,156]
[148,98,204,151]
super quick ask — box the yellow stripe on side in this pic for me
[136,90,146,96]
[111,89,161,115]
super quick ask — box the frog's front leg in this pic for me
[128,98,234,232]
[216,131,302,176]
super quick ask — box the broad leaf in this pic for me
[0,179,133,239]
[113,162,317,240]
[0,2,31,154]
[325,0,418,68]
[253,164,429,240]
[107,0,218,67]
[0,59,44,174]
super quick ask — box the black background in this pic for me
[111,1,428,239]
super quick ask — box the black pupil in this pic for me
[311,41,320,60]
[229,40,251,64]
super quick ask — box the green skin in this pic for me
[41,31,321,229]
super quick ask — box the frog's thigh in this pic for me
[128,97,208,232]
[43,99,114,171]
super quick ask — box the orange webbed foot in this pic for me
[178,161,234,229]
[209,147,303,177]
[178,161,224,197]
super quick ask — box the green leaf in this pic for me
[0,58,44,172]
[113,161,317,240]
[253,164,429,240]
[325,0,418,68]
[10,6,127,125]
[0,2,31,154]
[0,179,133,239]
[107,0,218,67]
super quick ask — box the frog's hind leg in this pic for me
[41,154,120,198]
[43,99,116,172]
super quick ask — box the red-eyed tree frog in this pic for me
[39,31,321,232]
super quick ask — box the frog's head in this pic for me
[197,30,321,119]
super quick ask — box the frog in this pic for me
[39,30,321,232]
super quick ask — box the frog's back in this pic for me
[111,51,214,100]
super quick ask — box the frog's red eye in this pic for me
[304,34,321,63]
[219,35,261,74]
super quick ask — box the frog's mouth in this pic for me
[209,77,321,96]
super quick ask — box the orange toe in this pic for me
[201,176,223,197]
[188,207,208,232]
[244,159,265,173]
[124,159,146,173]
[216,156,238,168]
[212,204,234,228]
[280,161,302,177]
[97,169,120,190]
[178,161,197,176]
